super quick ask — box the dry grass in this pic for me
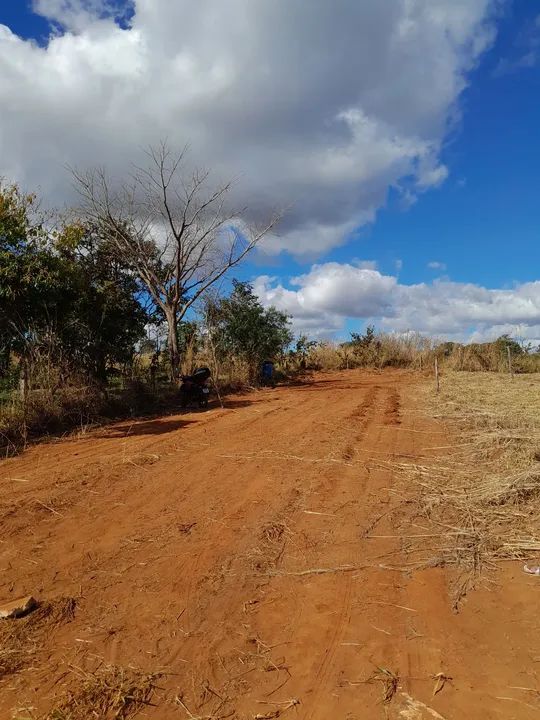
[288,334,540,375]
[369,667,400,704]
[42,664,161,720]
[398,372,540,605]
[247,521,290,574]
[0,597,75,679]
[300,333,432,372]
[441,343,540,373]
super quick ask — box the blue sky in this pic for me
[375,0,540,289]
[1,1,539,342]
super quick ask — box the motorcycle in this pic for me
[179,367,212,409]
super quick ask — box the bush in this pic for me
[0,381,180,454]
[300,332,433,372]
[436,339,540,373]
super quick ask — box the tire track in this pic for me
[306,572,354,720]
[352,385,381,442]
[297,385,392,719]
[383,387,401,426]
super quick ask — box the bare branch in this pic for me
[71,141,282,379]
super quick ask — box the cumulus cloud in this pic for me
[254,262,540,341]
[427,260,447,271]
[0,0,499,256]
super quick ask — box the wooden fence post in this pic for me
[435,358,440,393]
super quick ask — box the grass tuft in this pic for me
[0,597,76,679]
[43,665,161,720]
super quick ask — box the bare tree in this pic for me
[73,143,279,380]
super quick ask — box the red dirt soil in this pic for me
[0,370,538,719]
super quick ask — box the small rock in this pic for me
[0,595,37,619]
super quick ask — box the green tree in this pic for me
[350,325,376,348]
[292,334,318,369]
[177,320,200,356]
[0,182,148,386]
[56,224,148,381]
[495,334,523,356]
[0,182,73,374]
[209,281,292,381]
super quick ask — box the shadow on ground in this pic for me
[222,398,261,409]
[98,418,196,438]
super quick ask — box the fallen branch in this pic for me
[362,600,417,613]
[35,500,64,518]
[266,565,363,577]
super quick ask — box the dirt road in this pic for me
[0,370,538,719]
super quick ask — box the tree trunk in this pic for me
[165,308,180,383]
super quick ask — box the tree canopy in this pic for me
[207,280,292,380]
[0,182,147,383]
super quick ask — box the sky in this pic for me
[1,0,539,343]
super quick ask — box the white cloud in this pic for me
[254,262,540,341]
[0,0,500,256]
[469,323,540,347]
[427,260,447,271]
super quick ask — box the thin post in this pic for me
[19,359,29,446]
[211,378,224,408]
[507,346,513,377]
[205,312,224,408]
[435,358,440,393]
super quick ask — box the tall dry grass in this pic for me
[398,371,540,607]
[436,342,540,373]
[299,333,434,372]
[298,335,540,375]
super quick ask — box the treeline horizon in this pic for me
[2,149,539,452]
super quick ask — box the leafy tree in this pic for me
[292,334,318,369]
[55,224,148,380]
[495,334,523,356]
[0,182,73,373]
[209,281,292,381]
[294,335,318,355]
[0,183,148,385]
[350,325,376,348]
[139,337,158,355]
[177,320,200,356]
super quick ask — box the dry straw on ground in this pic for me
[0,597,75,679]
[42,664,161,720]
[396,372,540,606]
